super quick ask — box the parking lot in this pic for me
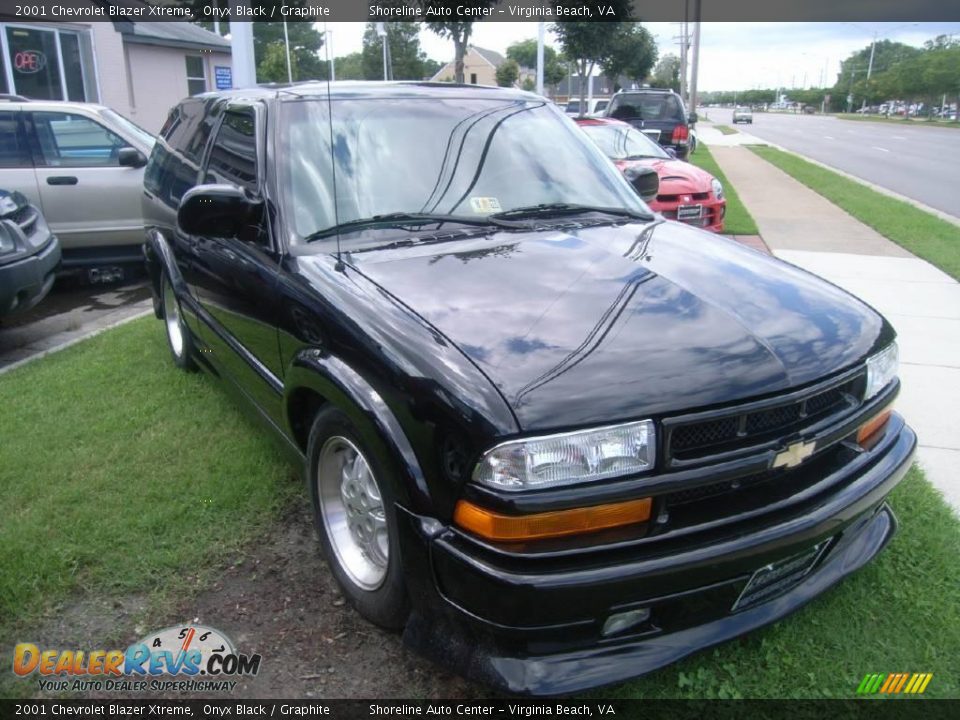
[0,275,151,373]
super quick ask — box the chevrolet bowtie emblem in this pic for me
[772,440,816,469]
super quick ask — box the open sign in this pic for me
[14,50,46,74]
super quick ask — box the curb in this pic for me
[0,306,152,377]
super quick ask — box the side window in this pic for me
[145,101,222,209]
[31,112,125,167]
[206,109,258,192]
[0,112,31,168]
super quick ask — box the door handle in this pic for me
[47,176,78,186]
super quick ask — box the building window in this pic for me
[186,56,206,96]
[1,24,95,102]
[470,73,477,84]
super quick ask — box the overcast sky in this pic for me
[320,21,960,90]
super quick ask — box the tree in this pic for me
[506,38,567,89]
[334,52,366,81]
[496,58,520,87]
[651,54,681,92]
[421,1,499,84]
[833,40,922,109]
[599,23,657,87]
[190,6,326,83]
[257,40,298,83]
[361,22,432,80]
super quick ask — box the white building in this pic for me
[0,13,231,132]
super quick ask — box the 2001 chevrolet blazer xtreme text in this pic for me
[142,83,915,695]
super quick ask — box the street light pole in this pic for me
[536,22,544,96]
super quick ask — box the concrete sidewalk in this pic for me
[710,144,960,513]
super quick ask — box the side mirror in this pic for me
[178,184,262,238]
[623,165,660,203]
[117,147,147,168]
[688,112,698,124]
[664,147,678,159]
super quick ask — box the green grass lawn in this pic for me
[2,316,959,698]
[750,146,960,281]
[691,143,759,235]
[713,125,739,135]
[0,317,298,639]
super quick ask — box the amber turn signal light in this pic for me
[453,497,653,542]
[857,407,892,446]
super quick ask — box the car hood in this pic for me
[625,158,714,195]
[339,221,890,431]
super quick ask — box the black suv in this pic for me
[606,88,695,159]
[143,82,914,695]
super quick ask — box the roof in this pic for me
[195,81,540,103]
[116,20,231,53]
[471,46,506,68]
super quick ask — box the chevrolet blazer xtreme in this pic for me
[142,83,915,695]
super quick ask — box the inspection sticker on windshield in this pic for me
[470,197,502,214]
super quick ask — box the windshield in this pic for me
[280,97,647,244]
[100,108,155,148]
[580,123,670,160]
[608,93,685,122]
[565,101,580,113]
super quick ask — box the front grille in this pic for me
[658,192,710,202]
[6,204,37,237]
[667,374,863,462]
[662,469,783,506]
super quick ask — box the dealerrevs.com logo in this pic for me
[12,625,261,693]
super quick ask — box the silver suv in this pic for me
[732,106,753,124]
[0,97,154,271]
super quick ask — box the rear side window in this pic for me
[609,94,684,122]
[206,109,258,192]
[145,99,221,208]
[0,111,30,168]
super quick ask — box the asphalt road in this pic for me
[706,108,960,220]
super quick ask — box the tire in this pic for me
[161,271,197,372]
[307,407,409,630]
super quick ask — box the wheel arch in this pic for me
[284,349,431,511]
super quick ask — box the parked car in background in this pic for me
[144,82,913,695]
[577,118,725,232]
[733,106,754,124]
[566,98,610,116]
[605,88,695,159]
[0,98,154,281]
[0,189,60,318]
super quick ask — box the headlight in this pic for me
[865,342,898,400]
[473,420,655,491]
[0,223,16,255]
[711,178,724,199]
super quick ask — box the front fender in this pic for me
[285,348,431,512]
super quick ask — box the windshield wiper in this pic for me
[304,212,494,242]
[489,203,654,222]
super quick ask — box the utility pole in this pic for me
[688,0,701,114]
[282,21,293,83]
[861,31,877,111]
[536,22,544,96]
[325,24,334,82]
[375,23,391,81]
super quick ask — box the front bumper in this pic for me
[0,236,61,317]
[397,417,916,695]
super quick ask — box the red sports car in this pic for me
[576,117,727,233]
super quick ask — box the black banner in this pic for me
[2,700,960,720]
[0,0,959,23]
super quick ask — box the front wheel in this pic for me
[308,407,409,630]
[161,272,197,372]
